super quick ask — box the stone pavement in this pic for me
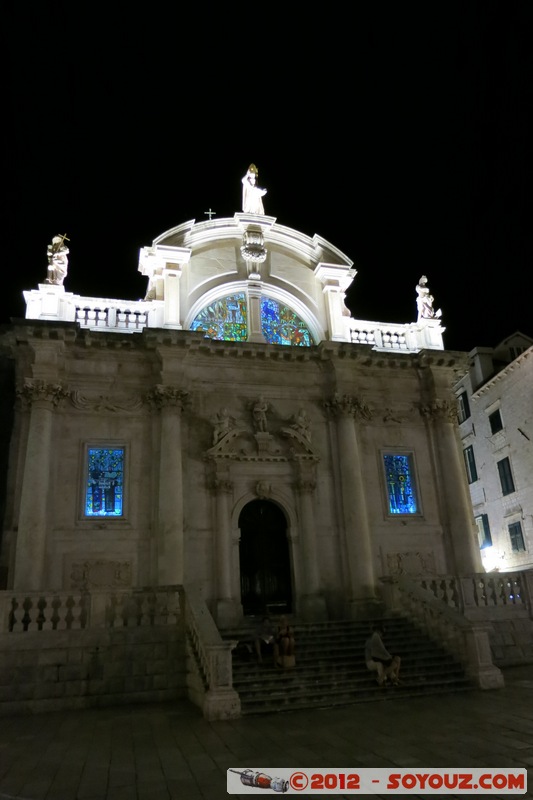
[0,665,532,800]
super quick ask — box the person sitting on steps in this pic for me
[364,623,401,686]
[274,615,296,669]
[254,615,276,665]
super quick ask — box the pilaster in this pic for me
[147,385,189,585]
[324,393,379,616]
[14,380,69,590]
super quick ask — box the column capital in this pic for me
[16,379,68,408]
[323,393,372,421]
[420,399,458,423]
[295,478,316,495]
[146,385,189,411]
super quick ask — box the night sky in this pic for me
[5,3,532,353]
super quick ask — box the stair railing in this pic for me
[182,585,241,720]
[380,575,504,689]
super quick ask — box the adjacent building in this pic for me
[455,332,533,573]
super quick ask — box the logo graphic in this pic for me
[229,769,289,793]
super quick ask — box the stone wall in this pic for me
[0,625,187,715]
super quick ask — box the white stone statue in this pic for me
[242,164,267,215]
[45,234,70,286]
[416,275,442,322]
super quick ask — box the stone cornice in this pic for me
[6,322,467,372]
[471,345,533,399]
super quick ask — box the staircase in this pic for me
[222,616,475,715]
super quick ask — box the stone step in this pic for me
[224,615,475,714]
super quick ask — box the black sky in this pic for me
[4,2,532,353]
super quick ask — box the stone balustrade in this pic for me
[23,286,445,352]
[182,585,241,720]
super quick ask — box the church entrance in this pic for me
[238,499,292,617]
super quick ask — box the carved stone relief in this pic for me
[386,551,437,576]
[69,559,132,590]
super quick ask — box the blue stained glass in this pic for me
[85,448,124,516]
[190,293,313,346]
[261,298,312,346]
[383,454,418,514]
[190,293,247,341]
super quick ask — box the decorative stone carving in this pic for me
[251,397,269,432]
[420,399,458,423]
[69,559,132,590]
[295,478,316,494]
[386,551,436,576]
[240,227,267,264]
[71,390,143,412]
[146,385,189,410]
[290,408,311,442]
[255,481,272,499]
[323,392,372,421]
[210,408,236,445]
[212,478,233,494]
[17,379,69,407]
[382,408,405,423]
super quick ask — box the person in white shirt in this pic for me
[364,623,401,686]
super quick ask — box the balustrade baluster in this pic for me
[55,596,68,629]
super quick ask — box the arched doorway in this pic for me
[238,499,292,616]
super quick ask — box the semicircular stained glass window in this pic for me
[190,293,313,346]
[260,297,313,346]
[190,293,248,341]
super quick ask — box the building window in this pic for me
[190,294,313,345]
[85,447,124,517]
[508,521,526,552]
[457,391,471,423]
[463,445,478,484]
[497,456,515,496]
[488,408,503,434]
[383,453,419,514]
[475,514,492,549]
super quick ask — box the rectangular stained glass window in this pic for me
[85,447,124,516]
[383,453,419,514]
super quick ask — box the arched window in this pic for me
[190,293,313,345]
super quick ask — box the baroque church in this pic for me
[5,165,525,718]
[0,164,483,627]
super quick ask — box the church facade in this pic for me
[0,209,484,629]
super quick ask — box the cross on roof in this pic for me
[204,208,216,220]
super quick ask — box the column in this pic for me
[421,400,483,573]
[295,468,327,621]
[212,474,239,628]
[149,386,188,585]
[14,381,67,590]
[325,394,378,615]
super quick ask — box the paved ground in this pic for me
[0,665,532,800]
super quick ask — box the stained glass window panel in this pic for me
[190,293,247,341]
[261,298,312,346]
[383,453,418,514]
[85,448,124,517]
